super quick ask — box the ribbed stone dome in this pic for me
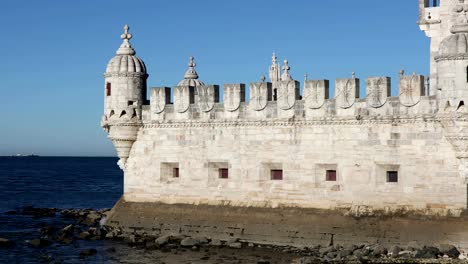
[106,55,147,73]
[439,33,468,56]
[178,78,205,87]
[105,25,147,74]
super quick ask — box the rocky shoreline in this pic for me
[1,207,467,263]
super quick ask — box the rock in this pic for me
[79,248,97,258]
[319,246,333,256]
[415,246,440,259]
[180,237,199,247]
[388,245,402,258]
[27,238,52,248]
[248,242,255,247]
[84,211,101,225]
[155,235,171,246]
[337,249,353,258]
[439,244,460,259]
[106,247,116,253]
[145,241,158,250]
[226,237,239,244]
[406,241,422,251]
[210,238,222,246]
[371,245,388,256]
[59,224,74,236]
[398,250,415,258]
[326,251,337,259]
[353,249,363,259]
[79,232,91,240]
[228,242,242,249]
[0,238,14,248]
[257,261,270,264]
[196,236,209,244]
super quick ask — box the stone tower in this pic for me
[436,0,468,110]
[101,25,148,169]
[419,0,462,95]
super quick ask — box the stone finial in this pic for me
[177,56,205,86]
[261,75,266,82]
[281,59,293,81]
[116,24,136,56]
[352,72,356,79]
[272,52,278,64]
[399,69,405,76]
[304,73,308,82]
[184,56,199,80]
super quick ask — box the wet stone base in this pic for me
[1,205,468,263]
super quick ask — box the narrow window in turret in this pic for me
[106,83,111,96]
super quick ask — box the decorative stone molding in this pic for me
[224,84,245,112]
[366,77,391,108]
[103,72,148,78]
[435,54,468,61]
[304,80,329,109]
[250,82,272,111]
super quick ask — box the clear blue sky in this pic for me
[0,0,429,157]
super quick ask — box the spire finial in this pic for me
[304,73,308,82]
[183,56,199,80]
[281,59,293,81]
[116,24,135,56]
[272,52,277,64]
[352,72,356,79]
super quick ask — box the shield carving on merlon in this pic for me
[174,86,194,113]
[366,77,390,108]
[196,85,219,112]
[399,74,424,107]
[304,80,329,109]
[249,82,272,111]
[224,84,245,112]
[150,87,170,114]
[336,78,360,109]
[277,80,299,110]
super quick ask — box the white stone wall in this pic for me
[115,77,467,216]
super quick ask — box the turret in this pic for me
[436,0,468,110]
[101,25,148,169]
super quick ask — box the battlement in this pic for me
[136,73,436,124]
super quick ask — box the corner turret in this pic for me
[101,25,148,169]
[436,0,468,111]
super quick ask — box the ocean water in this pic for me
[0,157,297,263]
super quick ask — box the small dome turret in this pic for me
[106,25,147,74]
[438,33,468,56]
[177,56,205,86]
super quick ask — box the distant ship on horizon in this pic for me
[11,154,40,157]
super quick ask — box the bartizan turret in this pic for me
[101,25,148,170]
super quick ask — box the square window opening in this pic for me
[271,170,283,180]
[326,170,337,181]
[219,168,229,179]
[387,171,398,183]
